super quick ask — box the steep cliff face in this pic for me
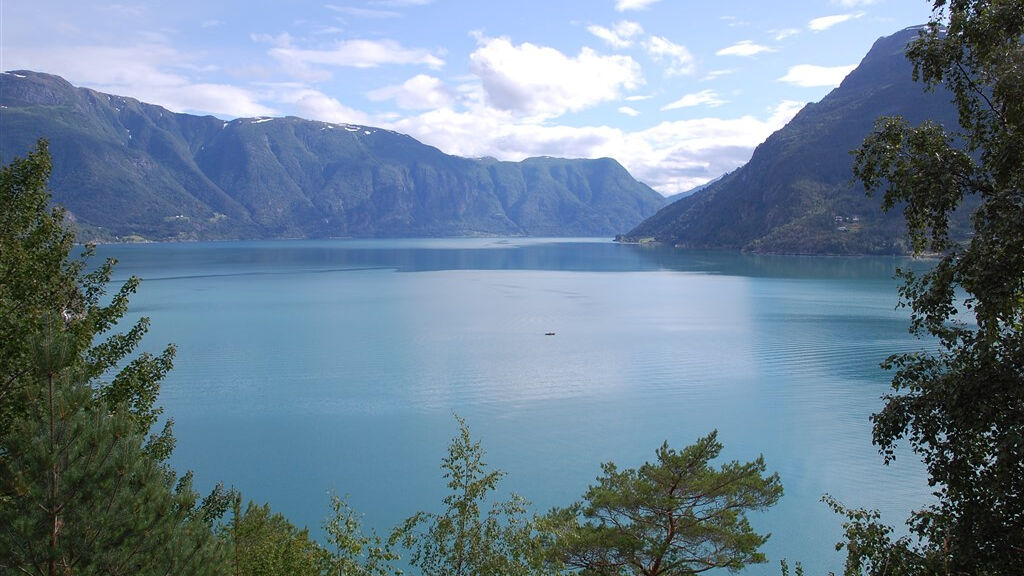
[0,71,666,241]
[622,27,963,255]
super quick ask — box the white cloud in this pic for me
[288,89,374,125]
[385,99,804,195]
[367,74,454,109]
[661,89,727,110]
[251,32,295,48]
[644,36,695,75]
[268,39,445,81]
[773,28,801,40]
[768,100,807,125]
[618,106,640,117]
[4,42,276,117]
[469,35,643,119]
[778,63,856,87]
[588,20,644,49]
[809,13,864,31]
[163,84,276,117]
[701,69,734,82]
[615,0,662,11]
[716,40,775,57]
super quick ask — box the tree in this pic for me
[0,140,171,439]
[389,416,544,576]
[824,495,944,576]
[222,497,330,576]
[848,1,1024,572]
[545,431,782,576]
[0,140,227,574]
[0,317,227,575]
[324,493,401,576]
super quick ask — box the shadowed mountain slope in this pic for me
[620,27,964,255]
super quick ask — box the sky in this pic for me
[1,0,934,195]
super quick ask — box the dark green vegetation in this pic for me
[0,72,665,242]
[829,0,1024,573]
[0,139,227,575]
[0,143,779,574]
[389,416,543,576]
[620,26,963,255]
[543,432,782,576]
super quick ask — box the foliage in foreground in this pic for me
[390,416,544,576]
[544,431,782,576]
[845,0,1024,573]
[0,139,228,574]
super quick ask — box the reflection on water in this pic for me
[104,236,931,280]
[97,238,934,575]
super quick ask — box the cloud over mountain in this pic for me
[469,36,642,118]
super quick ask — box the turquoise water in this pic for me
[97,238,933,574]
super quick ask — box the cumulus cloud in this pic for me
[385,99,804,195]
[367,74,454,109]
[615,0,662,11]
[809,13,864,31]
[618,106,640,117]
[778,63,856,86]
[716,40,775,57]
[644,36,695,75]
[661,89,727,110]
[768,100,807,125]
[163,84,276,117]
[288,89,374,125]
[469,35,642,119]
[588,20,644,49]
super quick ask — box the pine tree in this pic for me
[0,140,228,575]
[544,431,782,576]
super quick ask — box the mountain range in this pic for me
[0,71,666,242]
[2,26,965,252]
[619,26,964,255]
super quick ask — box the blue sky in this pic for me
[2,0,932,194]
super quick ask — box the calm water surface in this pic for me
[97,238,934,575]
